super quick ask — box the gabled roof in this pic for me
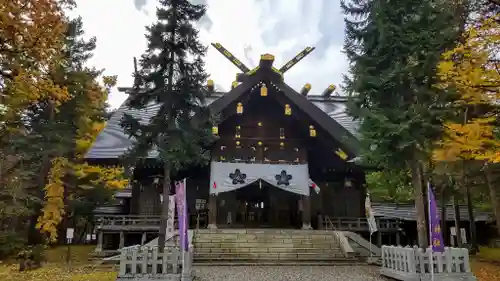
[85,60,360,160]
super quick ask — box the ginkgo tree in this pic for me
[434,15,500,237]
[35,19,129,242]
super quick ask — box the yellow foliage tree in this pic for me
[434,15,500,236]
[0,0,75,122]
[36,76,128,242]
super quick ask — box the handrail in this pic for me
[324,216,335,230]
[321,216,399,231]
[95,212,209,229]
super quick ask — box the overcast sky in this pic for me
[73,0,347,109]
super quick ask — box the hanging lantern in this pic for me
[236,141,241,147]
[280,142,284,148]
[207,79,214,92]
[258,141,263,146]
[236,102,243,114]
[212,125,218,135]
[344,178,353,188]
[335,148,348,160]
[258,121,262,127]
[235,125,241,139]
[260,84,268,97]
[309,125,316,137]
[284,104,291,115]
[279,128,285,140]
[220,156,226,161]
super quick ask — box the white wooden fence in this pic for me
[116,246,193,281]
[380,246,476,281]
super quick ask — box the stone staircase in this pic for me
[193,229,357,264]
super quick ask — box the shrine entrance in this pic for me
[231,180,301,228]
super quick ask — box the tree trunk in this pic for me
[408,157,428,248]
[158,162,171,252]
[485,165,500,236]
[453,194,462,247]
[440,186,448,246]
[463,162,478,253]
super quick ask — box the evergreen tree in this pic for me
[342,0,462,247]
[120,0,215,250]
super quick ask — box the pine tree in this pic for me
[120,0,215,250]
[342,0,463,248]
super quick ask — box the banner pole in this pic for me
[427,182,435,281]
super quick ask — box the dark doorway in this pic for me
[233,180,300,228]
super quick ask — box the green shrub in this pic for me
[0,230,27,259]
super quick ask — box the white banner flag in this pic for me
[365,192,378,234]
[165,195,176,242]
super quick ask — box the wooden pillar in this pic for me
[141,232,147,245]
[301,195,311,229]
[119,231,125,249]
[317,214,324,230]
[96,231,103,252]
[208,193,217,229]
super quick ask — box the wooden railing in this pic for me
[95,212,209,231]
[321,216,399,232]
[95,215,163,230]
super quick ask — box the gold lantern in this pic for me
[236,102,243,114]
[212,125,218,135]
[260,84,268,96]
[258,141,263,146]
[335,148,348,160]
[309,125,316,137]
[235,125,241,139]
[284,104,291,115]
[207,79,214,92]
[258,121,262,127]
[280,142,284,148]
[236,141,241,147]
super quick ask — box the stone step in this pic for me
[194,247,344,254]
[193,241,340,249]
[194,238,337,243]
[194,252,348,260]
[193,260,361,266]
[195,234,336,239]
[196,229,334,234]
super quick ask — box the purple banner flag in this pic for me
[428,182,445,253]
[175,179,189,251]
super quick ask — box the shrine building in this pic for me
[85,44,386,252]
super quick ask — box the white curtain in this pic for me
[209,161,310,196]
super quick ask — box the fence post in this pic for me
[119,248,127,276]
[444,247,452,273]
[381,246,386,268]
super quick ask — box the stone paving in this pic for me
[193,265,389,281]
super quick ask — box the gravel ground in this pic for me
[192,265,388,281]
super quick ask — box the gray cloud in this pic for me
[133,0,147,11]
[243,45,257,68]
[132,0,213,31]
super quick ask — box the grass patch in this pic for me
[44,245,95,264]
[0,245,117,281]
[477,247,500,263]
[0,263,117,281]
[471,246,500,281]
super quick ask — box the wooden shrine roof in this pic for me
[85,91,359,160]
